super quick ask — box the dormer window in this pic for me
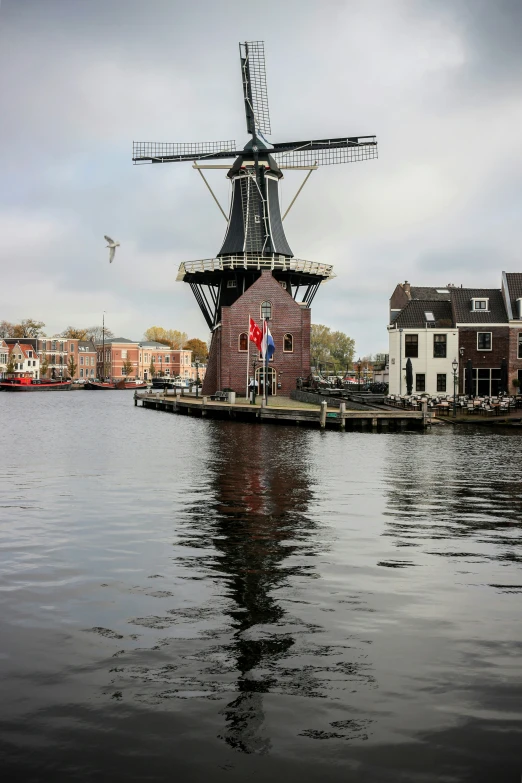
[472,298,488,311]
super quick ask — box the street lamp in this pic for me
[452,358,458,417]
[195,360,199,398]
[357,357,362,392]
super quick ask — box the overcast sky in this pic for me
[1,0,521,355]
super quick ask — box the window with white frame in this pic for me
[80,356,84,365]
[121,350,127,359]
[472,298,489,311]
[261,301,272,320]
[80,368,84,378]
[477,332,492,350]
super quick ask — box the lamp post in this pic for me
[195,360,199,398]
[452,358,458,417]
[357,357,362,392]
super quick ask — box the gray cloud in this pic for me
[1,0,521,354]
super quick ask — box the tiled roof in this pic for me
[95,337,136,345]
[451,288,508,324]
[410,286,452,301]
[139,341,172,349]
[393,300,454,329]
[78,340,96,351]
[504,273,522,319]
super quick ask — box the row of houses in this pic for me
[0,336,206,382]
[387,272,522,397]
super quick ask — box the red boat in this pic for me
[0,377,72,392]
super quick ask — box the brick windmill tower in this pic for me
[133,41,377,396]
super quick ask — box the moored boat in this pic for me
[0,377,72,392]
[84,379,147,390]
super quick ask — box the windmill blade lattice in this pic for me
[133,140,237,164]
[272,136,378,167]
[240,41,271,136]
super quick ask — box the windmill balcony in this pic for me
[176,255,335,281]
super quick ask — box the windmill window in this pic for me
[261,301,272,320]
[238,333,248,352]
[254,216,261,223]
[283,334,293,352]
[227,280,237,288]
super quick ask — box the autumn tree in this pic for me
[67,355,77,379]
[144,327,188,349]
[86,325,114,344]
[149,358,156,378]
[6,352,16,374]
[0,321,14,338]
[311,324,355,373]
[11,319,46,338]
[40,354,49,378]
[183,338,208,363]
[60,327,88,340]
[122,358,133,377]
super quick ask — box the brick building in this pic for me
[389,273,522,396]
[97,338,140,380]
[203,270,311,397]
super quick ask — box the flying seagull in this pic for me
[104,235,120,263]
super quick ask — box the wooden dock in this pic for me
[134,392,429,431]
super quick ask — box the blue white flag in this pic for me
[261,320,275,361]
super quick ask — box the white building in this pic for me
[388,300,459,396]
[8,342,40,379]
[0,340,8,378]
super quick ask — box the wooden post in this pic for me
[320,400,327,429]
[421,399,428,428]
[339,402,346,431]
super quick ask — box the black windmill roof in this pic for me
[450,288,508,324]
[393,300,454,329]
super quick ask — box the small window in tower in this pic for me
[254,215,261,223]
[227,280,237,288]
[280,281,287,289]
[284,334,293,352]
[261,301,272,320]
[238,333,248,352]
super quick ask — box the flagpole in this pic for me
[264,317,269,406]
[246,314,250,400]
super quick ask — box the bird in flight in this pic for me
[104,235,120,263]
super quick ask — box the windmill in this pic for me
[133,41,377,332]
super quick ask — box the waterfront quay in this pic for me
[134,390,427,430]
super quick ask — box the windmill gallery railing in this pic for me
[176,255,335,281]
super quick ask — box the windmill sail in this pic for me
[271,136,378,167]
[132,140,238,164]
[240,41,271,136]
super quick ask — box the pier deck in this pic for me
[134,391,428,430]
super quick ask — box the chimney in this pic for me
[403,280,411,298]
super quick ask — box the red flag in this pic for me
[249,317,262,351]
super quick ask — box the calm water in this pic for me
[0,392,521,782]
